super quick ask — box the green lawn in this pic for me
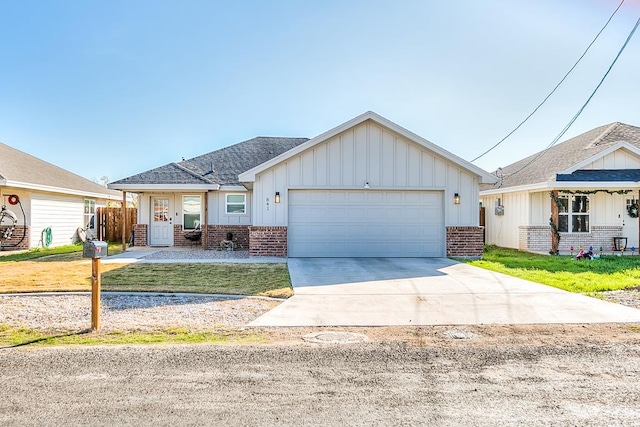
[466,245,640,293]
[0,246,292,297]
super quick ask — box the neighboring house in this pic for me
[109,111,496,257]
[480,122,640,254]
[0,142,122,250]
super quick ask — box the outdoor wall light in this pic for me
[274,192,280,203]
[364,182,370,189]
[454,193,460,205]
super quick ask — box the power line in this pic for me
[504,15,640,180]
[470,0,626,163]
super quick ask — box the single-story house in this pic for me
[0,142,122,250]
[109,111,497,257]
[480,122,640,254]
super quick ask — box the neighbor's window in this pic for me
[183,195,202,229]
[84,199,96,229]
[226,194,246,214]
[557,195,589,233]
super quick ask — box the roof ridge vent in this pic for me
[590,122,621,148]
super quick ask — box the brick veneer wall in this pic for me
[207,225,249,250]
[518,225,550,252]
[519,225,624,253]
[446,226,484,258]
[133,224,147,247]
[0,225,29,250]
[173,224,204,248]
[249,226,287,257]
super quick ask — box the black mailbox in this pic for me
[83,241,108,259]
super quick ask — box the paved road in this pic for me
[1,341,639,426]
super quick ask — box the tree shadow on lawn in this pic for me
[0,329,93,349]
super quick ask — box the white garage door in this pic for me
[288,190,444,257]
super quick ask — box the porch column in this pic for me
[551,190,559,254]
[203,192,209,249]
[122,191,127,252]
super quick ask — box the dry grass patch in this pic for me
[0,252,292,297]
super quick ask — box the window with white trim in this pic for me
[84,199,96,230]
[226,194,246,214]
[557,195,589,233]
[183,195,202,230]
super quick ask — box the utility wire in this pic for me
[504,15,640,180]
[470,0,626,163]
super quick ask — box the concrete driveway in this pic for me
[250,258,640,327]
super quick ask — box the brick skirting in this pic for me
[0,225,30,250]
[207,225,250,250]
[519,225,625,254]
[249,226,287,257]
[446,226,484,258]
[133,224,147,247]
[174,224,204,248]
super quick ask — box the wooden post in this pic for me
[203,192,209,249]
[122,191,127,252]
[551,190,559,254]
[91,258,101,331]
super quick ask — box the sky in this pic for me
[1,0,639,184]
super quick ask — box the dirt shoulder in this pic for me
[256,323,640,348]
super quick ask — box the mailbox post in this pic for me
[83,241,108,331]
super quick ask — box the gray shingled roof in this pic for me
[0,142,120,197]
[110,136,310,187]
[485,122,640,190]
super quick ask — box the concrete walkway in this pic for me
[250,258,640,326]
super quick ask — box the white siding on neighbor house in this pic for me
[207,191,252,226]
[530,192,550,225]
[0,188,31,226]
[252,121,479,226]
[30,193,84,248]
[583,149,640,170]
[481,191,530,249]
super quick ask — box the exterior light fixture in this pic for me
[454,193,460,205]
[274,192,280,203]
[364,182,370,189]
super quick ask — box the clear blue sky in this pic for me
[1,0,639,183]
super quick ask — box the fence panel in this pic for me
[97,207,137,242]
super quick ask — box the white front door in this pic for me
[150,197,173,246]
[622,198,639,249]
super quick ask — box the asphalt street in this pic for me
[1,340,639,426]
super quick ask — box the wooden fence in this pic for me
[97,207,137,242]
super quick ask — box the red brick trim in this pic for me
[173,224,204,248]
[0,225,29,250]
[133,224,147,247]
[206,225,250,250]
[249,226,287,257]
[446,226,484,258]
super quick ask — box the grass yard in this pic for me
[0,246,292,298]
[467,245,640,293]
[0,324,267,347]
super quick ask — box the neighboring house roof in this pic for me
[110,137,310,190]
[0,142,121,199]
[483,122,640,191]
[557,169,640,182]
[239,111,498,184]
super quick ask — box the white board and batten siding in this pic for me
[251,120,479,257]
[30,193,85,248]
[252,121,479,226]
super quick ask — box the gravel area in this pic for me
[141,249,250,260]
[0,294,280,332]
[601,289,640,309]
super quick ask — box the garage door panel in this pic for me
[289,190,444,257]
